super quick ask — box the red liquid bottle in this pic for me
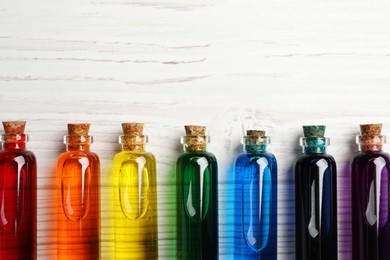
[0,121,37,260]
[56,124,100,260]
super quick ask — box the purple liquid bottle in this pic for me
[351,124,390,260]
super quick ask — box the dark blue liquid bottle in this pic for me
[234,130,277,259]
[294,125,337,260]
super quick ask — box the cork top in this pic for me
[2,121,26,134]
[182,125,207,151]
[68,123,90,136]
[122,123,144,136]
[1,121,28,147]
[65,124,91,150]
[358,124,384,152]
[185,125,206,136]
[303,125,326,138]
[120,123,146,152]
[243,129,269,153]
[360,124,382,136]
[247,130,266,138]
[246,129,267,145]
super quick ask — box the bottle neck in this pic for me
[64,135,92,152]
[357,135,385,152]
[1,134,27,150]
[243,144,267,153]
[300,137,329,154]
[181,136,209,152]
[122,144,145,152]
[242,135,270,153]
[119,135,147,152]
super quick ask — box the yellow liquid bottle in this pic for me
[112,123,158,259]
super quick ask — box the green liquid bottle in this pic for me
[176,125,218,260]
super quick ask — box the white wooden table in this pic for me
[1,0,390,258]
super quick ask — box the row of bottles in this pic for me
[0,121,389,260]
[294,123,390,260]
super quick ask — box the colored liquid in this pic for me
[112,151,158,259]
[176,151,218,260]
[56,151,100,260]
[234,152,277,259]
[294,154,337,260]
[351,151,390,260]
[0,148,36,260]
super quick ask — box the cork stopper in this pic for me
[2,121,26,134]
[65,123,91,150]
[1,121,28,146]
[359,124,383,152]
[243,129,269,152]
[185,125,206,136]
[120,123,146,151]
[183,125,207,151]
[68,123,90,136]
[303,125,326,138]
[122,123,144,136]
[360,124,382,136]
[246,129,266,144]
[247,130,266,138]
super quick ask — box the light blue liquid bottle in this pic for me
[234,130,277,259]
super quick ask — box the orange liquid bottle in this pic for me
[56,123,100,260]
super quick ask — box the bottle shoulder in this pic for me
[235,152,277,164]
[295,153,335,165]
[235,152,278,176]
[351,151,390,162]
[236,151,276,159]
[177,151,217,163]
[57,150,100,163]
[113,151,156,163]
[0,149,36,161]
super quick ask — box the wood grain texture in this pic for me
[1,0,390,259]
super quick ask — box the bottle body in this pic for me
[56,150,100,259]
[112,151,158,259]
[233,152,277,259]
[294,154,337,260]
[176,151,218,260]
[0,149,36,260]
[351,151,390,260]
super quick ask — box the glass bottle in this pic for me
[294,125,337,260]
[351,124,390,260]
[176,125,218,260]
[234,130,277,259]
[0,121,36,260]
[112,123,158,259]
[56,123,100,260]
